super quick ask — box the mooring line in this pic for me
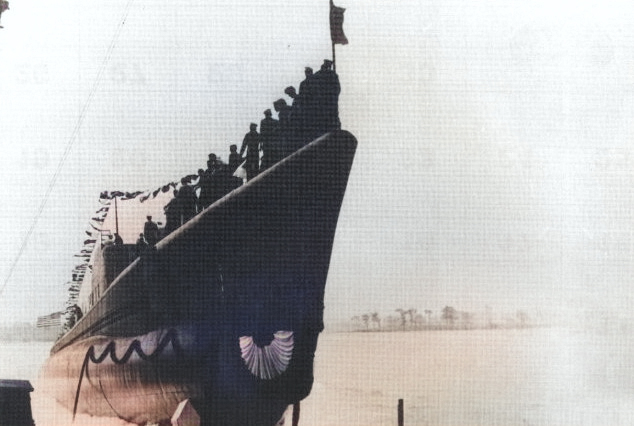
[0,0,137,302]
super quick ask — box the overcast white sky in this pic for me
[1,0,634,326]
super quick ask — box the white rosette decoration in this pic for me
[239,330,294,380]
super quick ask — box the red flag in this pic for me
[330,1,348,45]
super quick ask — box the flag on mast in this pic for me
[0,0,8,28]
[329,0,348,45]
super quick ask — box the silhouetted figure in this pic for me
[285,86,300,107]
[136,233,148,255]
[72,304,82,321]
[299,67,314,98]
[197,168,215,210]
[143,215,159,246]
[285,86,302,121]
[311,59,341,137]
[259,109,279,170]
[202,153,222,209]
[113,233,123,245]
[228,144,243,175]
[207,153,220,175]
[67,304,82,328]
[209,161,231,205]
[284,85,307,152]
[299,66,319,142]
[273,98,292,131]
[164,189,181,234]
[274,98,293,157]
[211,162,243,200]
[176,178,198,223]
[239,123,261,181]
[155,222,165,241]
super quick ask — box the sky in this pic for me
[1,0,634,326]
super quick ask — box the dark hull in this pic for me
[40,131,357,425]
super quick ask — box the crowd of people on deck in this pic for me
[65,60,341,332]
[133,59,341,247]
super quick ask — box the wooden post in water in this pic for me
[398,398,404,426]
[292,402,300,426]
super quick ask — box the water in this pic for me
[0,341,51,382]
[3,328,634,425]
[304,328,634,426]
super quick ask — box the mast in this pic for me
[332,39,336,73]
[330,0,336,72]
[114,196,119,235]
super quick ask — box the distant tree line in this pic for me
[350,306,534,332]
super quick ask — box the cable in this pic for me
[0,0,136,299]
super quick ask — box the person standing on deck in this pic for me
[312,59,341,137]
[228,144,242,175]
[136,233,147,253]
[207,153,219,176]
[143,216,159,246]
[284,85,306,152]
[176,178,198,223]
[259,109,279,170]
[197,168,215,210]
[299,67,314,99]
[239,123,261,181]
[164,189,181,234]
[273,98,293,158]
[299,66,319,143]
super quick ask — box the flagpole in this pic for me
[330,0,335,72]
[332,42,336,72]
[329,0,347,72]
[114,196,119,235]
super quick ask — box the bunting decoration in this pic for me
[97,172,200,204]
[62,170,205,331]
[36,311,63,328]
[329,0,348,45]
[122,191,145,200]
[63,197,115,331]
